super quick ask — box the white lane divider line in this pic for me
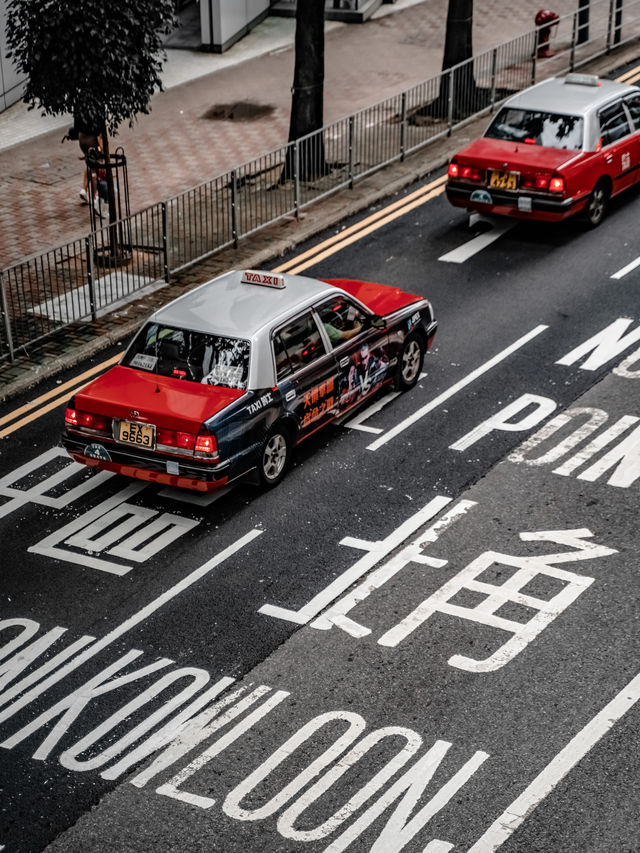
[438,221,516,264]
[468,668,640,852]
[367,325,549,452]
[611,255,640,280]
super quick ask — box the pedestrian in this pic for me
[66,119,104,215]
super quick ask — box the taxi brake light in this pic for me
[460,166,482,181]
[65,407,79,426]
[448,162,459,178]
[549,176,564,192]
[195,432,218,457]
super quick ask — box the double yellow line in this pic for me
[616,65,640,85]
[274,174,447,275]
[0,354,122,439]
[1,173,448,438]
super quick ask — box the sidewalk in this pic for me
[0,0,629,403]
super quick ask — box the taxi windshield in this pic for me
[123,322,250,389]
[486,108,583,149]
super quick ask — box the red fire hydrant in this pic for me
[535,9,559,58]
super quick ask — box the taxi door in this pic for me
[598,99,637,193]
[623,92,640,188]
[272,310,340,438]
[314,296,391,417]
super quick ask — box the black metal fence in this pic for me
[1,0,639,362]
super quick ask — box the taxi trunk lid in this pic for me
[459,138,578,174]
[75,365,245,433]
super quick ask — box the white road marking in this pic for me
[438,221,516,264]
[468,668,640,852]
[0,448,113,519]
[312,499,476,636]
[0,529,263,724]
[367,325,549,452]
[343,373,427,434]
[610,255,640,279]
[259,495,452,625]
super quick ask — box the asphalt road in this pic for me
[1,175,640,853]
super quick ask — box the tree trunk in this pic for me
[414,0,481,121]
[283,0,327,181]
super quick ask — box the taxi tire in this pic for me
[259,426,291,488]
[396,332,425,391]
[583,180,610,228]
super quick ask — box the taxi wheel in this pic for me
[259,427,291,487]
[396,333,424,391]
[584,180,609,228]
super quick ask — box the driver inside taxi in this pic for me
[323,314,363,344]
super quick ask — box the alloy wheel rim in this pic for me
[263,434,286,480]
[590,188,605,222]
[402,340,421,382]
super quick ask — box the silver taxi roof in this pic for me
[503,74,636,116]
[150,269,339,339]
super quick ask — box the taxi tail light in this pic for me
[458,165,482,181]
[447,161,459,178]
[65,406,111,434]
[157,428,196,450]
[549,175,565,193]
[195,429,219,460]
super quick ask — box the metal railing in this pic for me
[1,0,639,363]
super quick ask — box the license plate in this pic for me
[116,420,155,449]
[489,170,518,190]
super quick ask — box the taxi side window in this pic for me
[273,312,326,380]
[624,93,640,130]
[316,297,368,348]
[599,101,631,145]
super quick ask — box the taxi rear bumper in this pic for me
[63,433,231,492]
[446,182,585,221]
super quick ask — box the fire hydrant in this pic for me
[535,9,559,58]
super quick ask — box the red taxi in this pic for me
[63,270,437,491]
[446,73,640,226]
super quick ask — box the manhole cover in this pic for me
[202,102,275,121]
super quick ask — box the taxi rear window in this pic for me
[123,322,250,389]
[486,108,583,150]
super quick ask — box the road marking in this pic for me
[0,352,122,439]
[0,528,263,723]
[438,220,516,264]
[367,325,549,451]
[273,175,448,275]
[610,255,640,280]
[468,668,640,852]
[259,495,452,625]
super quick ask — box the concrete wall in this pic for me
[0,0,26,112]
[200,0,270,52]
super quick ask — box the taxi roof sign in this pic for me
[241,270,285,289]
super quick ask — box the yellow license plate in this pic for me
[117,420,155,449]
[489,170,518,190]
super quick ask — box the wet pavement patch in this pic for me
[201,102,275,121]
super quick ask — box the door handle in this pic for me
[285,390,295,401]
[606,154,613,163]
[339,357,350,368]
